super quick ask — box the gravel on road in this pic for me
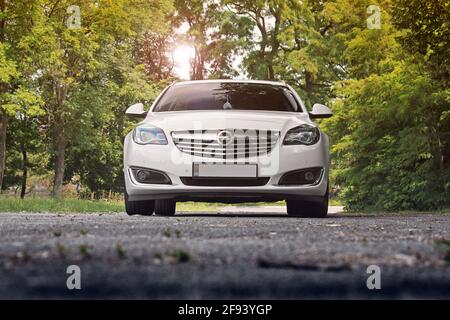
[0,209,449,299]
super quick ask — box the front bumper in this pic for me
[124,133,329,203]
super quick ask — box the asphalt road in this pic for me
[0,207,449,299]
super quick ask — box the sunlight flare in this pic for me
[173,45,195,80]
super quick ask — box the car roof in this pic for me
[173,79,287,87]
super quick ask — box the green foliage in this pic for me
[61,39,165,194]
[325,62,449,210]
[0,43,18,85]
[391,0,450,84]
[320,0,449,211]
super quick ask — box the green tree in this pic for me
[174,0,252,79]
[18,0,172,197]
[135,31,176,81]
[0,42,17,190]
[391,0,449,85]
[226,0,339,105]
[226,0,287,80]
[391,0,450,179]
[5,88,44,197]
[0,0,41,190]
[321,0,450,210]
[275,0,337,106]
[64,54,163,196]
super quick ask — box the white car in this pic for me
[123,80,332,217]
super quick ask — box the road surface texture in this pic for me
[0,207,449,299]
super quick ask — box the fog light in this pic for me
[304,171,315,182]
[278,167,323,186]
[131,167,171,184]
[136,170,148,181]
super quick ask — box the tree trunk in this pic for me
[267,9,281,81]
[52,130,66,198]
[434,123,446,191]
[305,71,314,107]
[267,63,275,81]
[20,146,27,199]
[51,80,68,198]
[0,111,7,190]
[192,47,204,80]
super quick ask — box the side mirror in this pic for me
[125,103,147,118]
[309,103,332,119]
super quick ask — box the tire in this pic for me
[154,199,176,216]
[286,186,329,218]
[124,192,155,216]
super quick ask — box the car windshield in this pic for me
[153,82,300,112]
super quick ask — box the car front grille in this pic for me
[171,129,280,159]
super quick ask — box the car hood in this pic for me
[142,110,314,132]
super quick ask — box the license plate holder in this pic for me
[192,163,258,178]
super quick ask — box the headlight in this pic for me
[133,124,168,145]
[283,124,320,145]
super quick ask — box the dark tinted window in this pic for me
[153,83,299,112]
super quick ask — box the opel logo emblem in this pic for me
[217,130,233,146]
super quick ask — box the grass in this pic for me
[154,250,192,263]
[0,197,123,213]
[342,207,450,216]
[0,196,342,213]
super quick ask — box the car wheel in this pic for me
[286,186,329,218]
[124,192,155,216]
[154,199,176,216]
